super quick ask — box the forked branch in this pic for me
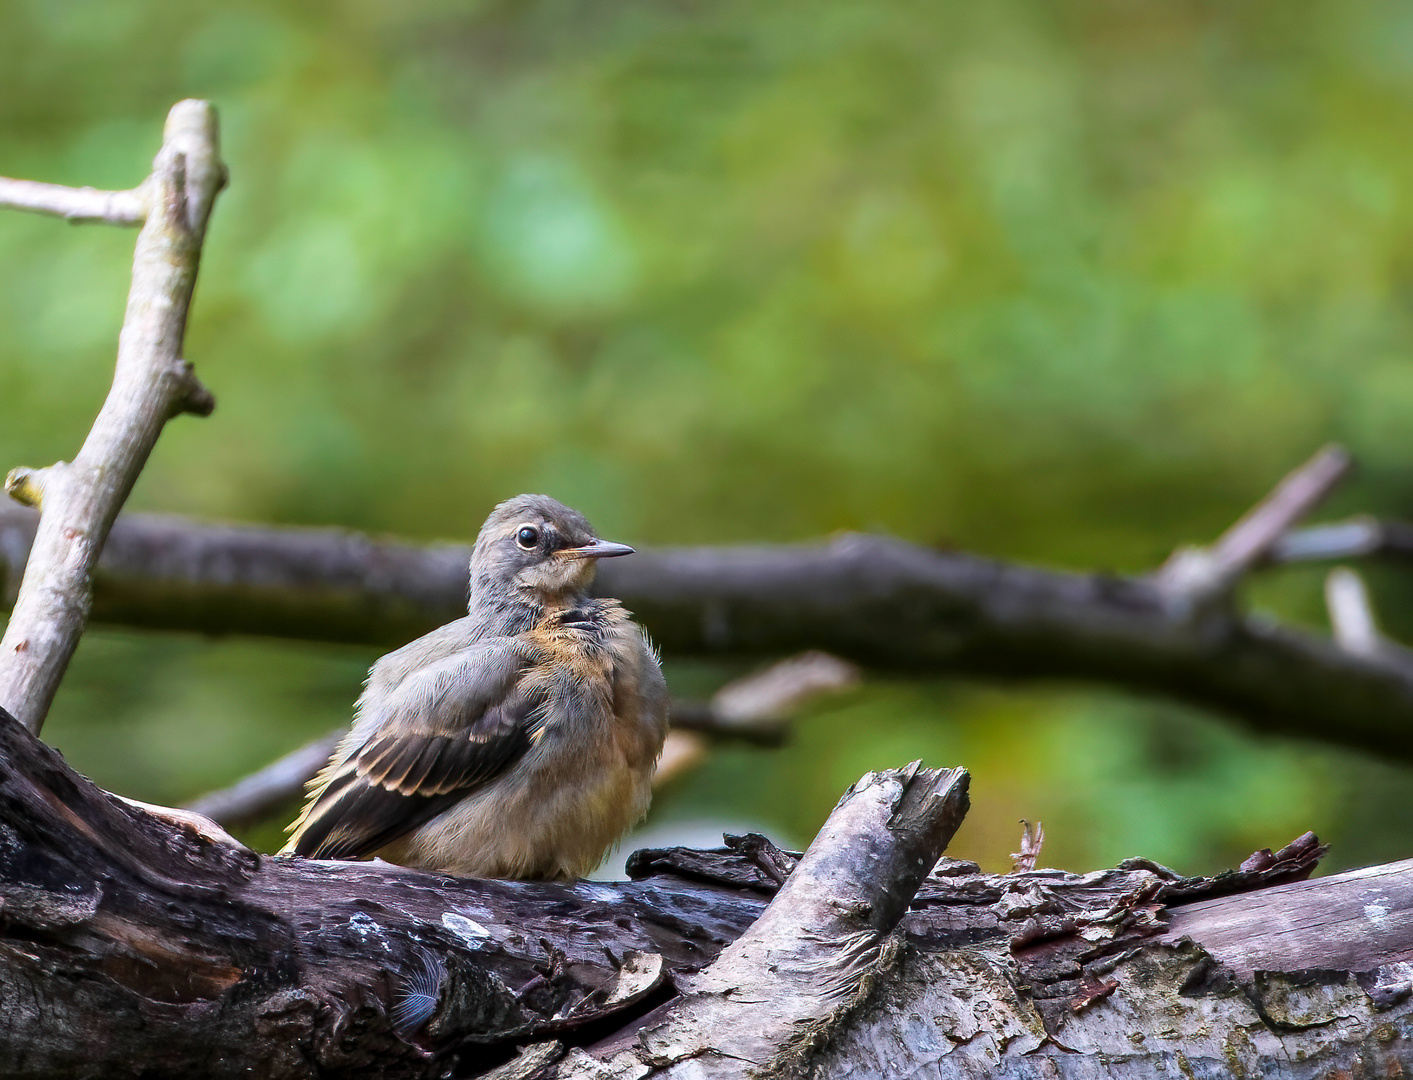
[0,100,225,733]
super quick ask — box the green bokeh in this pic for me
[3,0,1412,876]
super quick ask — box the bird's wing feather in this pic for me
[285,637,542,860]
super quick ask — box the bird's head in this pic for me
[468,494,634,609]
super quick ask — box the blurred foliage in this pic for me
[2,0,1413,875]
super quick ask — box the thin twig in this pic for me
[0,101,225,733]
[1272,518,1413,565]
[185,730,342,826]
[669,651,859,745]
[1325,568,1383,658]
[708,651,859,726]
[659,704,787,745]
[652,731,706,789]
[192,725,722,828]
[1157,445,1352,610]
[1208,444,1353,571]
[0,177,146,225]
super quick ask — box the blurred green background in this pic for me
[2,0,1412,876]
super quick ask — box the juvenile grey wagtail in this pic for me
[282,494,668,880]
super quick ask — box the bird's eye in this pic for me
[516,525,541,549]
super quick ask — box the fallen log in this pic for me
[1,706,1409,1077]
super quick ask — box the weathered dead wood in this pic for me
[1163,855,1413,976]
[5,692,1413,1079]
[630,835,1413,1078]
[557,765,970,1078]
[0,707,760,1079]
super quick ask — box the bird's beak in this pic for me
[566,539,635,560]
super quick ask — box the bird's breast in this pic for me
[529,602,615,685]
[523,601,664,764]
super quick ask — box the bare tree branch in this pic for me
[1274,516,1413,564]
[609,533,1413,758]
[1156,444,1351,609]
[0,101,225,733]
[1325,567,1386,659]
[184,730,343,826]
[0,176,145,224]
[3,473,1413,757]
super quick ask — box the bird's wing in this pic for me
[284,637,542,860]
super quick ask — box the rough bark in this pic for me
[2,703,1412,1079]
[589,764,970,1079]
[0,705,759,1079]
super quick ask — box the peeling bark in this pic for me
[3,702,1412,1078]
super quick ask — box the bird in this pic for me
[281,494,669,881]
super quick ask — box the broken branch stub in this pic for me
[565,764,970,1078]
